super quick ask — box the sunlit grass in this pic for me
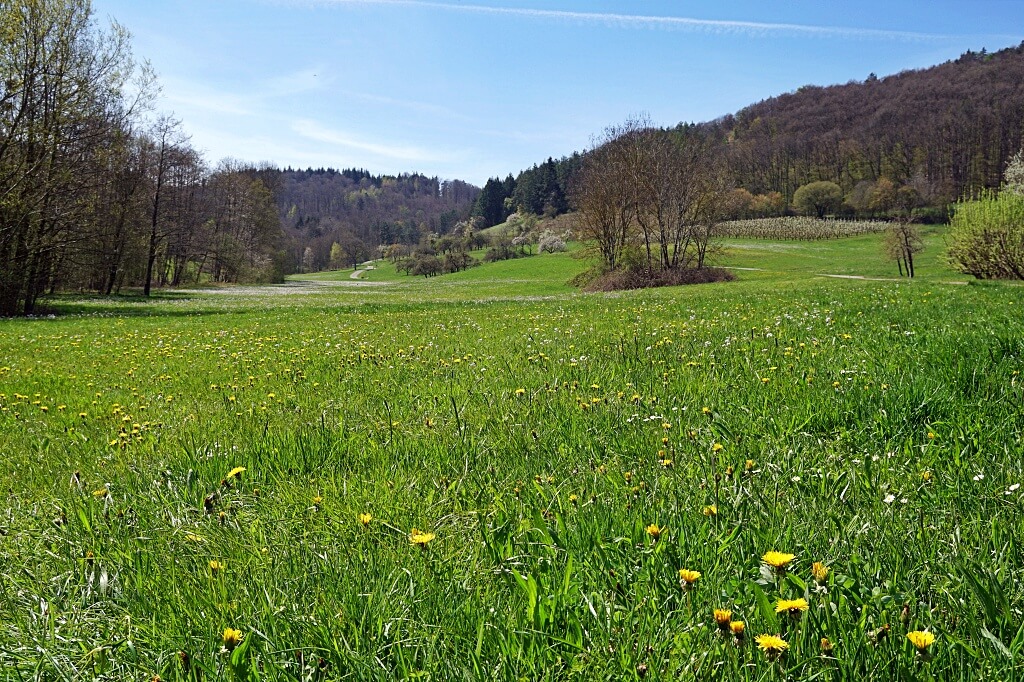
[1,232,1022,680]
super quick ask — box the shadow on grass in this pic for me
[25,290,211,319]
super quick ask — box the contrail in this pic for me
[297,0,950,41]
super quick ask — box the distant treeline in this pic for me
[475,42,1024,229]
[274,168,480,272]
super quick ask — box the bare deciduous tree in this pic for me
[571,117,729,275]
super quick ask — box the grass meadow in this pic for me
[1,229,1023,680]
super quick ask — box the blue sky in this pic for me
[91,0,1024,186]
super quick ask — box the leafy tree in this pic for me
[793,181,844,218]
[442,251,472,273]
[409,254,442,277]
[749,191,787,217]
[0,0,152,313]
[329,242,344,269]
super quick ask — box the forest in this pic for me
[275,168,479,272]
[6,0,1024,315]
[0,1,480,315]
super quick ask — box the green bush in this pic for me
[947,192,1024,279]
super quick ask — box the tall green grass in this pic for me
[0,236,1021,680]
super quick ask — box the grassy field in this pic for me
[1,231,1023,680]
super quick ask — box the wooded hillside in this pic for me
[276,168,479,271]
[479,42,1024,227]
[715,43,1024,206]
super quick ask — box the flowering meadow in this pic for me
[1,246,1022,680]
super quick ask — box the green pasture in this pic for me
[721,224,957,283]
[1,231,1022,680]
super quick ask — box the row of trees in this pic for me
[0,0,284,315]
[471,156,581,228]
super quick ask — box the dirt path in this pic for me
[814,273,901,282]
[730,266,966,284]
[350,260,378,280]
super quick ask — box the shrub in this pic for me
[582,267,735,292]
[947,192,1024,280]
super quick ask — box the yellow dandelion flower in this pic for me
[702,505,717,517]
[514,388,526,396]
[409,528,436,547]
[712,443,724,452]
[907,630,936,651]
[821,637,834,655]
[312,495,322,505]
[209,560,225,573]
[645,523,663,540]
[745,459,755,472]
[226,466,246,480]
[678,568,700,589]
[222,627,243,651]
[358,513,372,526]
[755,633,788,660]
[713,609,732,630]
[775,597,809,618]
[812,561,830,584]
[730,621,746,638]
[92,488,109,499]
[762,551,795,572]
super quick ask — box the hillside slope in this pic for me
[713,43,1024,203]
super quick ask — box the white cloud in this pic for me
[337,89,472,122]
[291,118,443,161]
[161,81,255,117]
